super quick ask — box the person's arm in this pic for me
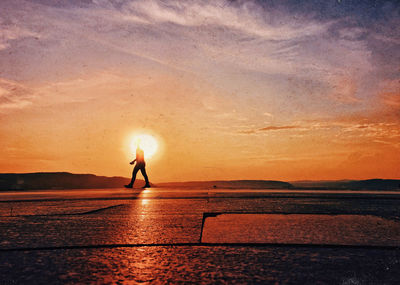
[130,159,136,165]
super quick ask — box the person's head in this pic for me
[136,138,142,150]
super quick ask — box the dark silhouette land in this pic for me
[1,173,399,191]
[0,172,137,190]
[125,146,150,188]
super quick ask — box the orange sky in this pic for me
[0,0,399,181]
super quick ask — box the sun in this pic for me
[130,134,158,159]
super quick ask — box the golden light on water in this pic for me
[130,134,158,159]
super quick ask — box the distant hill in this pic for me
[291,179,400,190]
[156,180,293,189]
[0,173,399,191]
[0,172,147,190]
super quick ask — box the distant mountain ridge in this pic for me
[291,179,400,190]
[0,172,137,190]
[0,172,399,191]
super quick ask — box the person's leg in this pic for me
[140,166,150,187]
[125,165,140,188]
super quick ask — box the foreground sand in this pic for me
[1,188,400,284]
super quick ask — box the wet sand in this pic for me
[1,188,400,284]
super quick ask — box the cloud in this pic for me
[259,125,300,131]
[0,20,40,50]
[0,72,134,112]
[238,129,256,134]
[383,93,400,108]
[327,75,360,103]
[239,125,301,134]
[72,0,334,77]
[0,78,34,111]
[338,27,365,41]
[0,0,397,116]
[379,79,400,108]
[120,0,328,40]
[238,116,400,146]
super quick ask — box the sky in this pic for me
[0,0,399,181]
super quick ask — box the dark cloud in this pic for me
[24,0,94,8]
[239,125,300,134]
[258,0,400,22]
[259,125,300,131]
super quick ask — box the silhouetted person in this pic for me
[125,146,150,188]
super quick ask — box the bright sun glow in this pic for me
[130,134,158,159]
